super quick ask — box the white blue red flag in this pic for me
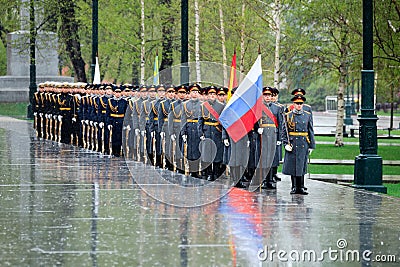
[219,54,263,142]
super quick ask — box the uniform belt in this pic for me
[164,118,168,121]
[187,119,198,123]
[173,119,181,123]
[289,132,308,136]
[102,110,106,113]
[260,123,276,127]
[153,118,158,121]
[205,121,219,126]
[59,107,71,111]
[146,117,149,120]
[111,113,124,118]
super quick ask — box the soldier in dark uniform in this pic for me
[168,85,187,174]
[181,83,202,178]
[282,95,315,195]
[125,85,138,159]
[71,83,84,146]
[270,87,285,181]
[286,88,313,116]
[133,85,148,161]
[258,87,287,190]
[217,86,228,104]
[198,85,225,181]
[149,84,166,168]
[106,86,128,157]
[33,83,43,137]
[158,85,175,170]
[140,85,157,164]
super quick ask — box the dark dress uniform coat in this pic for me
[106,97,127,156]
[282,110,315,176]
[181,99,202,161]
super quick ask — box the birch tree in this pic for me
[219,0,227,85]
[140,0,145,84]
[194,0,201,82]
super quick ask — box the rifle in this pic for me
[109,126,113,156]
[82,121,87,149]
[143,132,147,165]
[172,138,176,172]
[184,142,189,176]
[91,123,95,150]
[125,127,130,158]
[40,114,44,138]
[58,117,62,142]
[95,124,99,152]
[101,127,105,154]
[46,115,50,139]
[50,116,54,141]
[33,113,38,137]
[162,134,166,169]
[152,133,156,167]
[136,133,140,161]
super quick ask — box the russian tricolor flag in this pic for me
[219,55,263,143]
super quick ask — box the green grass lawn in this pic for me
[384,183,400,198]
[0,102,30,119]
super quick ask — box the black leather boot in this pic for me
[273,167,281,181]
[298,176,308,195]
[290,176,297,194]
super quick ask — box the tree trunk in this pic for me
[194,0,201,83]
[160,0,173,84]
[273,0,281,89]
[239,2,246,75]
[59,0,86,82]
[219,1,227,86]
[335,62,346,147]
[140,0,145,84]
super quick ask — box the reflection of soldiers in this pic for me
[158,85,175,170]
[168,85,187,173]
[282,94,315,195]
[198,86,225,181]
[181,83,202,177]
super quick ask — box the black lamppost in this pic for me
[353,0,386,193]
[180,0,189,85]
[91,0,98,82]
[27,0,36,119]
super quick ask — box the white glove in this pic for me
[141,130,145,137]
[53,115,57,120]
[257,128,264,135]
[151,131,155,138]
[123,126,127,130]
[126,125,131,131]
[58,115,62,121]
[94,122,98,127]
[223,139,230,147]
[200,136,205,141]
[285,144,293,152]
[171,134,176,141]
[308,148,313,155]
[160,131,165,139]
[135,129,140,136]
[182,135,187,143]
[85,120,89,125]
[90,121,93,126]
[99,122,104,128]
[39,113,43,118]
[72,117,77,122]
[33,112,37,116]
[247,141,250,147]
[108,125,112,131]
[276,141,282,146]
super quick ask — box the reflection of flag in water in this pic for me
[153,53,159,85]
[219,187,264,266]
[219,55,263,142]
[226,50,238,102]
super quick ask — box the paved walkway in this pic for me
[0,116,399,266]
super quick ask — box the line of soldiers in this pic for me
[32,81,315,194]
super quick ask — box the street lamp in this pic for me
[91,0,98,82]
[180,0,189,85]
[27,0,36,119]
[353,0,386,193]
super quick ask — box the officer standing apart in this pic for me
[282,94,315,195]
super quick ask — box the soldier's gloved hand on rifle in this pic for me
[141,130,145,137]
[151,131,155,138]
[33,112,37,116]
[58,115,62,121]
[72,117,77,122]
[182,135,187,143]
[90,121,93,126]
[135,129,140,136]
[257,128,264,135]
[247,141,250,147]
[94,122,98,127]
[308,148,313,155]
[126,125,131,131]
[85,120,89,125]
[223,139,230,147]
[39,113,43,118]
[53,115,57,120]
[108,125,112,131]
[160,132,165,139]
[284,144,293,152]
[99,122,104,128]
[170,134,176,141]
[276,141,282,146]
[200,135,205,141]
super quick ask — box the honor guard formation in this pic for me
[32,82,315,195]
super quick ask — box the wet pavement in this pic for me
[1,116,400,266]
